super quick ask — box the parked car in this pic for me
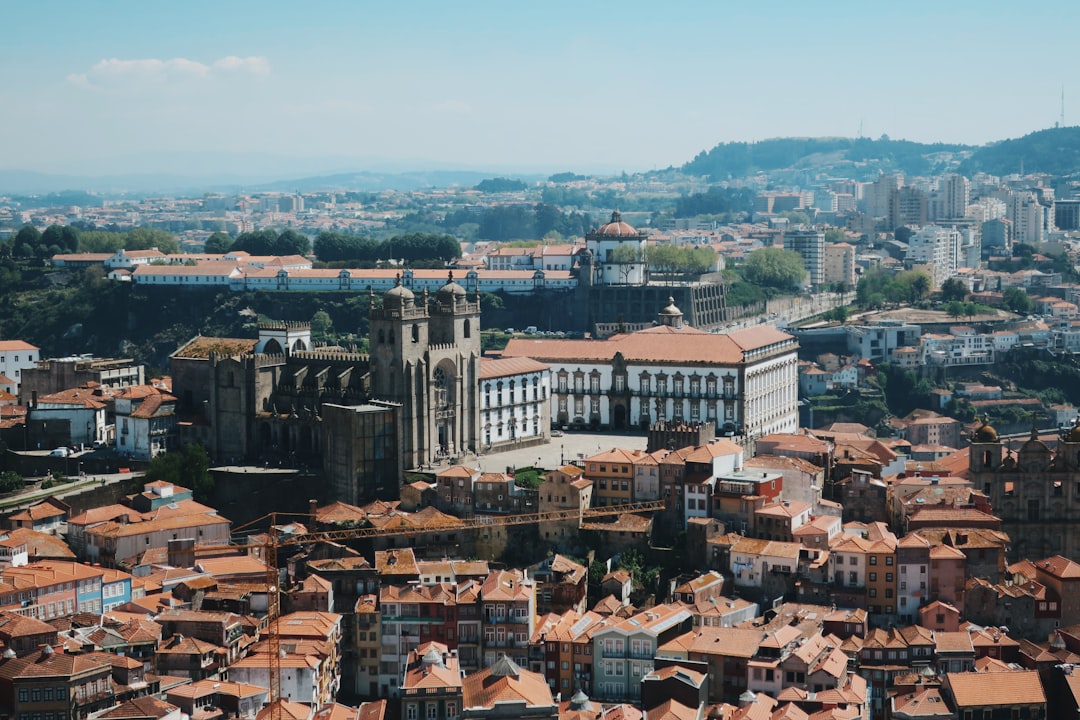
[48,447,70,457]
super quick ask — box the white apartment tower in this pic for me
[930,174,971,221]
[906,226,962,288]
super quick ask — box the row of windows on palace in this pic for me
[557,395,737,423]
[553,371,737,397]
[482,378,546,406]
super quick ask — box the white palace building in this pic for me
[501,298,798,440]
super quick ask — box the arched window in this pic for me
[463,320,471,338]
[412,324,419,343]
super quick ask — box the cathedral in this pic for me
[969,416,1080,561]
[172,272,482,504]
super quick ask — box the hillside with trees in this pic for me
[681,136,972,180]
[958,126,1080,177]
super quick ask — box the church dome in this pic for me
[972,417,998,443]
[383,275,415,309]
[659,297,682,317]
[595,210,640,237]
[437,271,467,301]
[1066,419,1080,443]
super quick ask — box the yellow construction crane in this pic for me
[233,500,666,717]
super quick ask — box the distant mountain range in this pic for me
[4,127,1080,196]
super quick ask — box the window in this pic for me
[406,705,418,720]
[869,572,877,582]
[869,556,877,565]
[446,704,456,720]
[426,703,437,719]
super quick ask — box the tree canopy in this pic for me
[1003,286,1033,314]
[313,231,460,264]
[204,232,234,254]
[740,247,807,289]
[143,443,214,502]
[474,177,527,193]
[233,229,311,256]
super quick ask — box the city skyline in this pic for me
[3,0,1079,177]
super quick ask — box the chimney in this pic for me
[309,499,318,518]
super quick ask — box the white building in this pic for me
[729,538,801,589]
[502,299,799,440]
[478,357,551,450]
[0,341,40,393]
[930,174,971,221]
[114,386,178,460]
[907,226,962,288]
[583,211,647,286]
[30,387,107,445]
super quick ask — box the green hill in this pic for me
[959,126,1080,177]
[681,136,972,180]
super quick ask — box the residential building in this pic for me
[114,385,178,460]
[400,642,462,720]
[591,604,693,702]
[460,655,557,720]
[783,228,825,289]
[584,449,643,507]
[0,341,39,394]
[823,242,856,289]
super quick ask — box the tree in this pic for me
[127,227,180,254]
[945,300,965,319]
[832,306,849,324]
[741,247,807,289]
[939,278,968,302]
[909,272,932,301]
[0,471,23,494]
[474,178,527,193]
[144,444,214,502]
[1003,286,1033,314]
[310,310,333,341]
[204,232,234,254]
[824,228,848,243]
[13,225,41,255]
[894,226,914,243]
[41,224,79,253]
[275,229,311,256]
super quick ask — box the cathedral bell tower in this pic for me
[368,272,481,468]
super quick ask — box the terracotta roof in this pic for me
[99,697,180,719]
[0,341,38,352]
[1035,555,1080,579]
[479,356,549,379]
[502,325,793,367]
[462,655,553,710]
[945,670,1045,707]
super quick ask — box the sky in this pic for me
[2,0,1079,178]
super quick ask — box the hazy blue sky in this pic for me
[3,0,1077,175]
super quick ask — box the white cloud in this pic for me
[67,55,270,89]
[213,56,270,75]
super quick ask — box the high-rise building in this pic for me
[930,174,971,221]
[783,228,825,288]
[906,226,962,288]
[823,242,856,289]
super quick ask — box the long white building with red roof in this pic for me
[500,298,798,440]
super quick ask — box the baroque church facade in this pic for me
[970,417,1080,561]
[171,273,482,504]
